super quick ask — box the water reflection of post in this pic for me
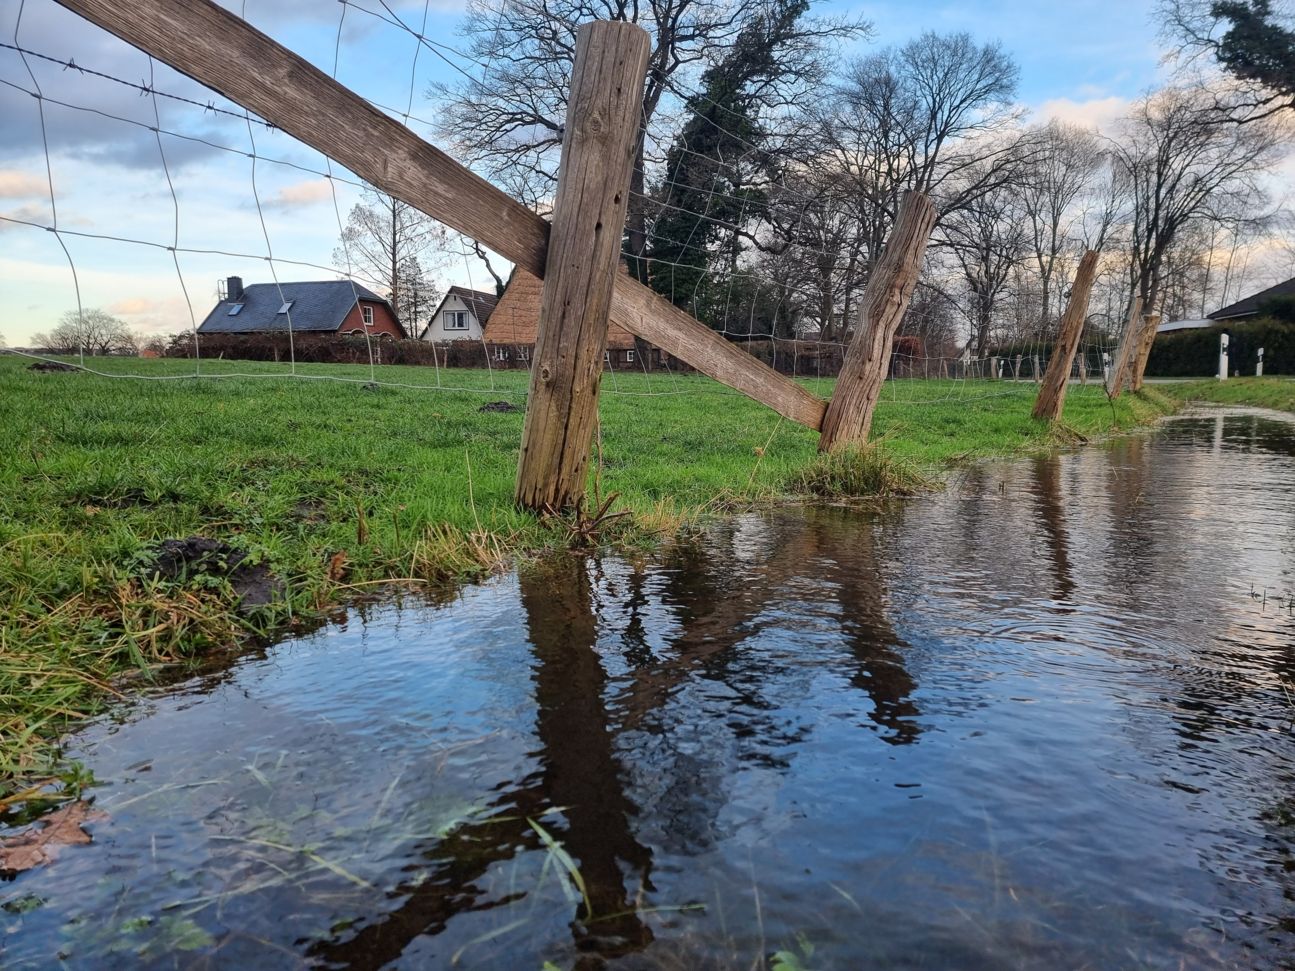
[804,510,921,744]
[617,513,921,746]
[1030,456,1076,602]
[521,555,655,959]
[307,558,652,969]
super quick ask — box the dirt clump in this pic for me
[147,537,284,612]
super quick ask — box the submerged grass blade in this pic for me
[527,817,592,918]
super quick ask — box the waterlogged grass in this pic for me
[1162,376,1295,414]
[0,355,1178,792]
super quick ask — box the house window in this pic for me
[517,346,530,362]
[227,304,244,316]
[493,346,509,362]
[362,305,374,325]
[626,349,635,363]
[277,300,294,315]
[603,350,611,364]
[445,310,469,330]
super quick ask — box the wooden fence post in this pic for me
[514,21,650,512]
[1032,249,1099,421]
[1105,295,1144,398]
[818,191,936,452]
[1130,313,1162,392]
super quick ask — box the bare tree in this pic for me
[941,164,1030,355]
[45,308,138,356]
[1019,121,1104,336]
[778,31,1023,339]
[1161,0,1295,123]
[1111,84,1283,314]
[334,188,447,332]
[431,0,865,275]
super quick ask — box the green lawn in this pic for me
[0,354,1178,794]
[1160,376,1295,414]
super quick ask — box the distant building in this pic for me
[419,286,498,342]
[1156,318,1215,334]
[482,269,645,367]
[1209,277,1295,322]
[198,276,404,338]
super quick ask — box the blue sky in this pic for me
[0,0,1173,344]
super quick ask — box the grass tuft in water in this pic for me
[788,445,932,499]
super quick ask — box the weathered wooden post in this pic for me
[1130,312,1162,392]
[1032,354,1042,383]
[818,190,936,452]
[1106,295,1144,398]
[1032,249,1099,422]
[514,21,650,511]
[989,355,1000,380]
[1013,354,1022,381]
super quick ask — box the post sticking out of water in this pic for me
[1218,332,1230,381]
[1256,346,1264,377]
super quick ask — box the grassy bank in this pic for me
[1160,376,1295,414]
[1,355,1178,794]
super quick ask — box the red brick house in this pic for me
[198,276,405,339]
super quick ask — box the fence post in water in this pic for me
[1217,331,1230,382]
[514,21,650,512]
[818,191,936,452]
[1130,313,1162,392]
[1032,249,1099,422]
[1257,346,1264,377]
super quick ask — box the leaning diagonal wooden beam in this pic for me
[818,191,936,452]
[1106,294,1144,398]
[1031,249,1099,421]
[610,279,828,429]
[54,0,826,430]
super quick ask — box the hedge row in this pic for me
[1145,318,1295,377]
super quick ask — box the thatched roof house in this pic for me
[484,270,640,364]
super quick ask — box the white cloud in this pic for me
[1036,95,1130,134]
[0,170,48,198]
[261,178,334,210]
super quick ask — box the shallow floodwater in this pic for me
[4,407,1295,969]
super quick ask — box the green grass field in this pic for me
[0,354,1179,794]
[1161,376,1295,414]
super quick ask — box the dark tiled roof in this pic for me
[449,286,498,326]
[198,280,395,334]
[1209,277,1295,320]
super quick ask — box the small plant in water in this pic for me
[789,445,930,499]
[770,932,817,971]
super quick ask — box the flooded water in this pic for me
[4,407,1295,969]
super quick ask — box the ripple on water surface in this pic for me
[2,406,1294,969]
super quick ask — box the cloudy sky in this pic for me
[0,0,1233,344]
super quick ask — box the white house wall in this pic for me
[421,293,483,341]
